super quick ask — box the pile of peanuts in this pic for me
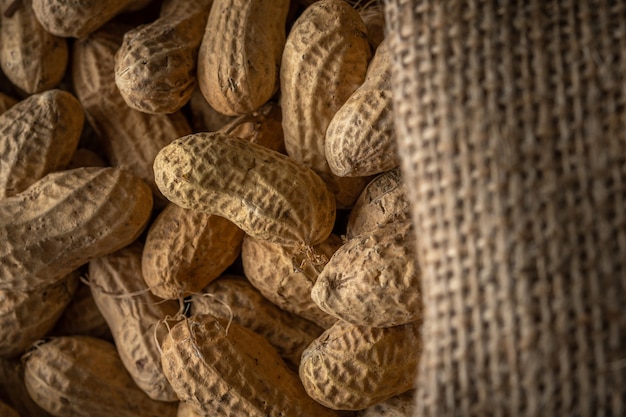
[0,0,422,416]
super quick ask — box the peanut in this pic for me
[280,0,372,207]
[0,0,68,94]
[241,233,342,329]
[23,336,177,417]
[160,315,339,417]
[190,275,324,368]
[141,203,244,299]
[0,91,17,114]
[346,167,410,238]
[89,242,180,402]
[0,89,84,198]
[299,320,421,410]
[357,390,417,417]
[312,221,422,328]
[115,0,212,114]
[31,0,152,38]
[0,271,78,358]
[153,132,336,246]
[0,358,54,417]
[0,399,19,417]
[325,38,398,177]
[0,167,152,291]
[72,24,192,207]
[198,0,290,115]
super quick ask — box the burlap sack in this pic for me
[384,1,626,415]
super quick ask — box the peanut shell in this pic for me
[0,358,53,417]
[160,315,339,417]
[357,390,417,417]
[23,336,177,417]
[0,399,19,417]
[89,242,180,402]
[153,132,336,246]
[0,167,153,291]
[299,320,421,410]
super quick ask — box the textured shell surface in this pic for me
[299,320,422,410]
[89,242,180,401]
[0,89,84,198]
[23,336,177,417]
[153,132,336,246]
[0,167,153,291]
[312,220,422,328]
[160,315,339,417]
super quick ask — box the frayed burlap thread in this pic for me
[385,1,626,416]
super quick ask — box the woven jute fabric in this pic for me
[384,1,626,415]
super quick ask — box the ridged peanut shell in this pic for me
[241,234,341,329]
[198,0,290,115]
[0,167,153,291]
[0,0,68,94]
[346,167,410,238]
[0,271,78,358]
[72,25,192,207]
[299,320,422,410]
[23,336,177,417]
[0,89,84,198]
[89,242,180,401]
[154,132,336,246]
[191,275,323,368]
[115,0,211,114]
[160,315,339,417]
[357,390,417,417]
[142,203,244,299]
[280,0,370,175]
[312,221,422,328]
[176,402,203,417]
[31,0,152,38]
[325,38,398,177]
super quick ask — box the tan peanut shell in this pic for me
[154,132,336,246]
[115,0,212,114]
[189,87,235,132]
[0,399,19,417]
[23,336,178,417]
[142,203,244,299]
[359,3,386,50]
[0,358,54,417]
[0,92,17,114]
[0,271,78,358]
[0,167,153,291]
[66,148,108,169]
[299,320,422,410]
[280,0,371,207]
[176,402,203,417]
[357,390,417,417]
[198,0,290,115]
[160,315,339,417]
[31,0,152,38]
[325,38,398,177]
[190,275,324,368]
[346,167,410,238]
[0,89,84,198]
[241,234,341,329]
[0,0,68,94]
[51,281,113,340]
[72,24,192,207]
[89,242,180,402]
[312,221,422,328]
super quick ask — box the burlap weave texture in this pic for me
[385,1,626,415]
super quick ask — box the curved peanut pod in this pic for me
[0,89,84,198]
[31,0,152,38]
[154,132,336,247]
[23,336,177,417]
[0,0,68,93]
[160,315,339,417]
[89,242,180,402]
[115,0,212,114]
[198,0,290,115]
[0,167,153,291]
